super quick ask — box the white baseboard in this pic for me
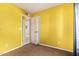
[40,44,73,52]
[0,43,30,55]
[0,46,22,55]
[0,43,73,55]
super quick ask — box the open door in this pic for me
[31,16,40,45]
[22,15,30,46]
[75,3,79,56]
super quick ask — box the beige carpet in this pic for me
[1,44,72,56]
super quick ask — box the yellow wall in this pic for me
[0,4,25,54]
[31,4,73,52]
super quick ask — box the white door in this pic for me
[22,15,30,46]
[31,16,40,45]
[75,4,79,54]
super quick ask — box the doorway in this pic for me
[22,15,30,46]
[22,15,40,45]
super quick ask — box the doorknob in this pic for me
[25,26,27,29]
[34,31,39,33]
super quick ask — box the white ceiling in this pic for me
[15,3,62,13]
